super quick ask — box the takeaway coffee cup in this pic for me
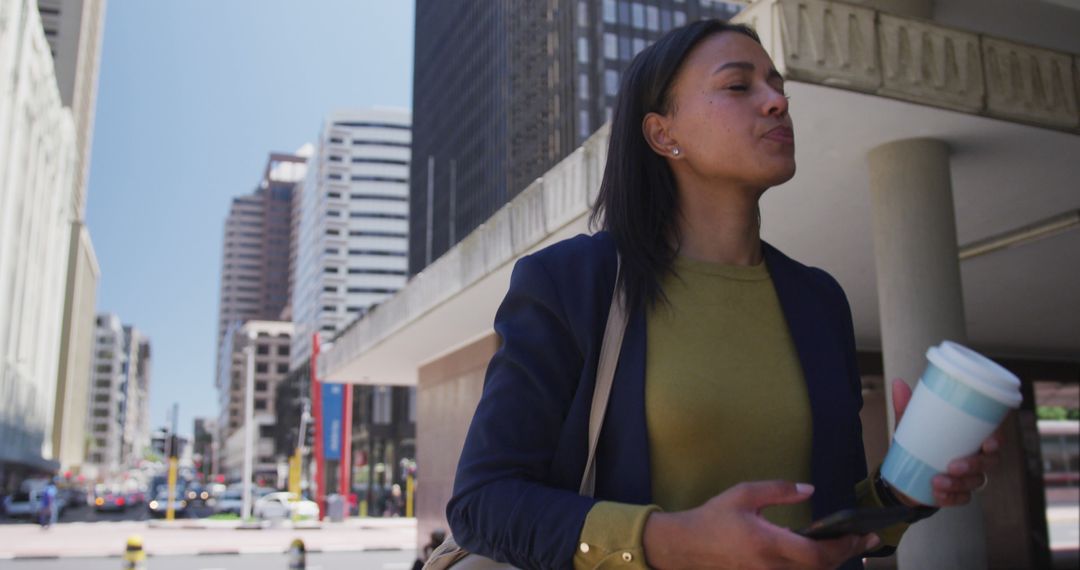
[881,340,1022,505]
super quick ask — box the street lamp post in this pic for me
[241,334,256,521]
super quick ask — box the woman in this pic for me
[447,20,998,569]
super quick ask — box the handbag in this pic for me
[423,259,629,570]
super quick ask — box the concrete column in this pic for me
[868,138,988,570]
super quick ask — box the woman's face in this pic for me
[658,31,795,191]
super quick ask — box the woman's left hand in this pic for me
[891,378,1003,507]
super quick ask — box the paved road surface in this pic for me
[0,550,416,570]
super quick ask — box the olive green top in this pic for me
[573,256,906,569]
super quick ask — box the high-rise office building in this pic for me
[219,321,293,483]
[214,154,306,473]
[409,0,741,274]
[121,326,151,467]
[290,109,411,370]
[36,0,106,476]
[216,154,306,375]
[0,0,79,488]
[37,0,106,218]
[85,315,150,482]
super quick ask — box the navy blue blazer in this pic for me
[447,232,868,569]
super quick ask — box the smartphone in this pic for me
[796,506,913,540]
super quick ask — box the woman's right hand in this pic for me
[642,481,878,569]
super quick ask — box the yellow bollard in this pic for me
[287,538,306,570]
[406,474,414,518]
[359,499,367,518]
[123,535,146,569]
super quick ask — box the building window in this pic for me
[633,38,646,56]
[632,2,645,28]
[620,36,632,60]
[603,0,616,23]
[277,363,288,374]
[324,266,339,274]
[577,37,589,64]
[373,386,392,425]
[328,155,343,162]
[408,387,417,424]
[577,1,588,27]
[277,345,289,356]
[255,399,267,411]
[580,110,591,139]
[604,33,618,60]
[605,70,619,96]
[619,1,630,24]
[256,345,269,355]
[646,5,659,31]
[255,380,268,392]
[256,363,268,373]
[674,10,686,27]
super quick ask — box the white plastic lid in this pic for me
[926,341,1022,408]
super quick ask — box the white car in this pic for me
[253,492,319,520]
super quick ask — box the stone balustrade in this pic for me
[734,0,1079,130]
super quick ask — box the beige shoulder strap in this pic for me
[578,256,627,497]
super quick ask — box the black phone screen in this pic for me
[796,506,913,540]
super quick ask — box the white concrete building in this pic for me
[291,108,411,370]
[219,321,293,483]
[85,315,125,480]
[37,0,106,217]
[120,325,151,467]
[0,0,79,487]
[52,221,99,473]
[84,315,150,483]
[34,0,107,477]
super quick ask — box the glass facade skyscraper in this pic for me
[409,0,742,275]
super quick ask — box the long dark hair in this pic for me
[590,19,761,311]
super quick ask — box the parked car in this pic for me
[147,490,187,518]
[93,491,127,512]
[212,489,243,515]
[2,490,39,518]
[185,483,210,504]
[3,483,67,520]
[212,486,276,516]
[253,492,319,520]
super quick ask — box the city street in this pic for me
[0,517,415,566]
[0,550,415,570]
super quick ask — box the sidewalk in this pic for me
[0,517,416,560]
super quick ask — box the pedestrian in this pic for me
[383,484,403,517]
[38,482,57,529]
[443,19,1001,570]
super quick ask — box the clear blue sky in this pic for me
[86,1,414,439]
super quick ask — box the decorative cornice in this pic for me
[878,15,984,112]
[734,0,1080,131]
[983,38,1078,128]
